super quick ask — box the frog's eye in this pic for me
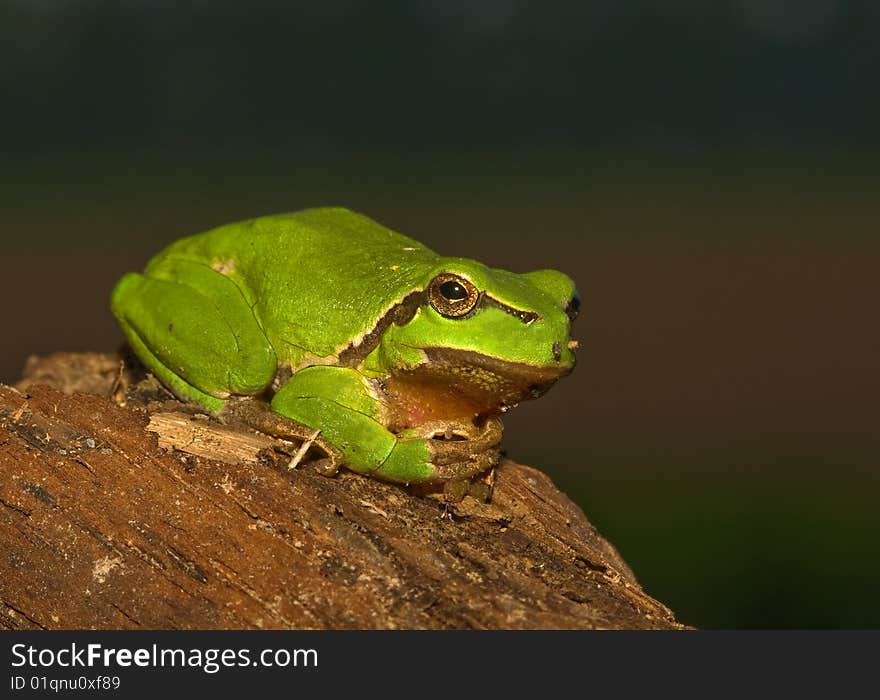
[427,273,480,319]
[565,292,580,322]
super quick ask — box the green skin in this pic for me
[111,208,578,489]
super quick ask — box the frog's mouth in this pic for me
[424,346,574,400]
[382,347,575,428]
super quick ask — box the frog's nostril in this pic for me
[552,341,562,362]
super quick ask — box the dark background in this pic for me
[2,1,878,628]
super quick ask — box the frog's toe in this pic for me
[466,479,493,503]
[312,457,342,477]
[434,468,494,503]
[428,447,501,482]
[442,479,470,503]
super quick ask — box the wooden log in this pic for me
[0,353,685,629]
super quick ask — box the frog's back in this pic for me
[157,207,428,267]
[150,207,442,362]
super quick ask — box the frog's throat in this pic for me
[390,347,574,414]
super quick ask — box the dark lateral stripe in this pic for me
[481,295,540,325]
[337,290,425,367]
[338,289,540,368]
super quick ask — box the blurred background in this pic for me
[1,1,878,628]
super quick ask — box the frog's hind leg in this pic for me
[110,259,277,411]
[116,306,226,411]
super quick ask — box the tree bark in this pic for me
[0,352,686,630]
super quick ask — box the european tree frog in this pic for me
[111,208,578,498]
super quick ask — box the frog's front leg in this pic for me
[271,366,502,488]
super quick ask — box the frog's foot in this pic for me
[430,445,501,481]
[441,465,496,504]
[404,417,503,466]
[223,398,344,476]
[410,417,502,491]
[401,417,502,501]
